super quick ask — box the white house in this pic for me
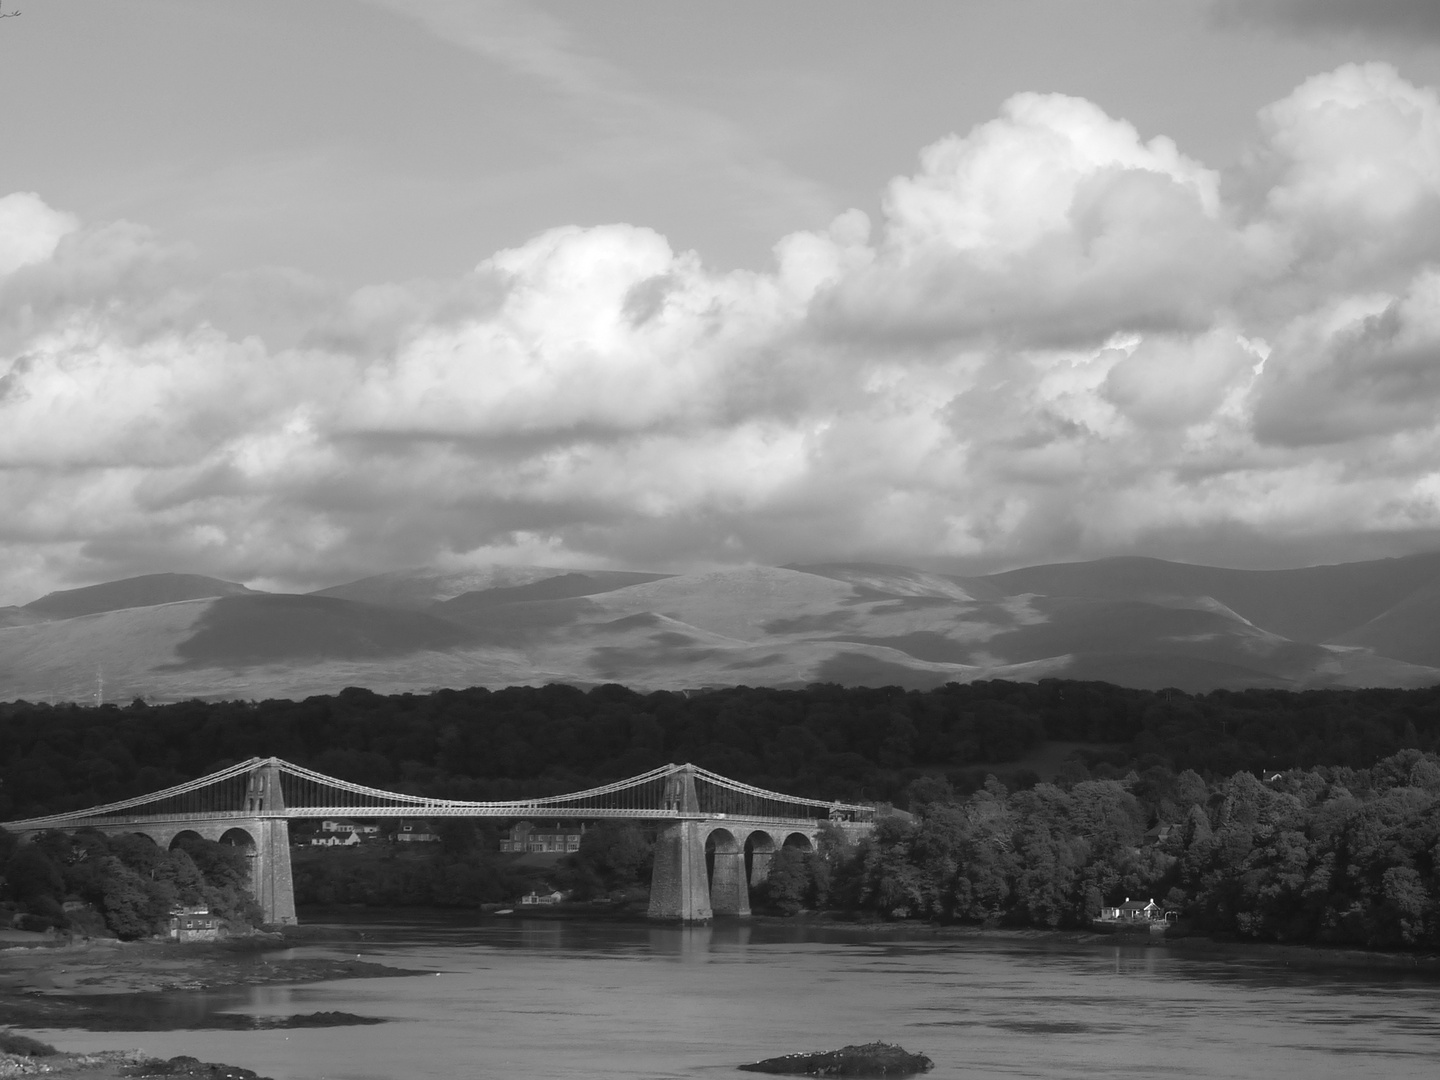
[310,831,361,847]
[321,818,380,839]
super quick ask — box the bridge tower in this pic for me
[647,764,712,922]
[239,758,296,926]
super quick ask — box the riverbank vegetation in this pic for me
[0,829,259,938]
[831,749,1440,949]
[293,819,653,909]
[291,822,528,908]
[3,679,1440,948]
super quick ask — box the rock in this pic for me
[121,1055,270,1080]
[738,1041,933,1076]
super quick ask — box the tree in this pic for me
[95,856,167,940]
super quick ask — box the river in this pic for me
[35,913,1440,1079]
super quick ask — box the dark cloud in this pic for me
[1252,301,1440,446]
[1215,0,1440,39]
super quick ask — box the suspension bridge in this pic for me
[1,757,876,924]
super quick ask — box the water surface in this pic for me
[40,915,1440,1079]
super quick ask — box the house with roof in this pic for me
[310,830,361,847]
[1143,822,1174,846]
[394,818,439,843]
[168,906,221,942]
[500,820,585,854]
[1096,897,1164,924]
[321,818,380,839]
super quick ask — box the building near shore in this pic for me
[500,821,585,854]
[394,819,439,843]
[168,906,221,942]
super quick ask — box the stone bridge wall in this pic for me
[647,816,875,922]
[18,817,297,926]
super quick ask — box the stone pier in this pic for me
[647,765,713,921]
[647,820,714,921]
[708,833,750,916]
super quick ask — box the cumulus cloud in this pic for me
[1245,64,1440,301]
[8,62,1440,600]
[820,91,1239,348]
[0,193,77,278]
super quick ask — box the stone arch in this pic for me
[168,829,206,852]
[217,827,260,893]
[704,826,740,887]
[110,831,163,863]
[704,826,741,856]
[704,827,749,916]
[744,829,778,886]
[219,827,257,853]
[782,831,814,853]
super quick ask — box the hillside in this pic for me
[22,573,259,620]
[2,554,1440,700]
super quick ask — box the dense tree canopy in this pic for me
[838,749,1440,950]
[5,680,1440,822]
[0,829,258,939]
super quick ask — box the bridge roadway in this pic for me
[1,758,875,925]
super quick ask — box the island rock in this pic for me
[738,1041,933,1076]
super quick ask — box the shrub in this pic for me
[0,1031,57,1056]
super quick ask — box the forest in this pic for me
[4,678,1440,819]
[2,679,1440,948]
[0,828,259,939]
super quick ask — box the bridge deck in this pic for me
[0,758,875,834]
[6,808,848,831]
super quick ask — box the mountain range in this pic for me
[4,553,1440,702]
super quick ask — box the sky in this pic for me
[3,1,1440,602]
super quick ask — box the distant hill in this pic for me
[168,594,475,666]
[972,553,1440,644]
[23,573,259,620]
[309,566,575,609]
[3,554,1440,701]
[1328,576,1440,668]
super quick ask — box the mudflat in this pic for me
[0,930,426,1080]
[0,1048,270,1080]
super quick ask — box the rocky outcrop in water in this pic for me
[122,1055,270,1080]
[738,1042,933,1076]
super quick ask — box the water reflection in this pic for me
[516,920,565,950]
[1110,945,1162,977]
[38,916,1440,1080]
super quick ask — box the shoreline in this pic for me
[0,1048,272,1080]
[2,911,1436,1077]
[296,902,1440,972]
[0,932,422,1034]
[0,930,426,1080]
